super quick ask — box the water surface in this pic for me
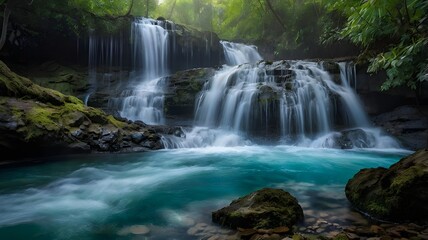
[0,146,410,239]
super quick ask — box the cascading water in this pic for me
[85,34,125,105]
[221,41,263,65]
[111,18,171,124]
[84,20,397,149]
[162,40,265,148]
[190,60,400,148]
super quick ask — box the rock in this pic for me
[370,225,385,234]
[130,132,146,143]
[212,188,304,230]
[346,149,428,223]
[0,60,171,163]
[325,128,376,149]
[272,227,290,234]
[117,225,150,236]
[238,228,258,237]
[64,111,86,127]
[373,105,428,150]
[187,226,200,236]
[164,68,214,119]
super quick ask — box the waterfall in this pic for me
[221,41,263,65]
[131,18,170,80]
[192,60,399,148]
[112,18,171,124]
[85,33,125,105]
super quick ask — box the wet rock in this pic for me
[346,149,428,223]
[373,105,428,150]
[164,68,215,119]
[212,188,304,230]
[131,132,146,144]
[68,142,91,152]
[330,128,376,149]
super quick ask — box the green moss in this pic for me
[390,166,424,192]
[20,105,61,140]
[63,102,86,113]
[367,202,389,216]
[107,115,127,129]
[332,234,349,240]
[27,106,58,128]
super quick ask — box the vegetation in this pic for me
[322,0,428,92]
[0,0,426,92]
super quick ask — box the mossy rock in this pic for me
[0,60,164,161]
[345,149,428,223]
[21,61,89,96]
[212,188,304,230]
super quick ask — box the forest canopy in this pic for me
[1,0,427,91]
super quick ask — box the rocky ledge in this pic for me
[0,61,169,163]
[346,149,428,223]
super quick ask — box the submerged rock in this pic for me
[346,149,428,223]
[212,188,304,230]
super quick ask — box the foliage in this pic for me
[155,0,214,31]
[0,0,159,37]
[156,0,332,57]
[3,0,426,93]
[323,0,428,91]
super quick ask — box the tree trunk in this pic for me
[168,0,177,19]
[0,5,11,51]
[146,0,149,17]
[265,0,287,32]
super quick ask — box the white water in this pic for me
[161,127,252,149]
[114,18,171,124]
[189,59,400,149]
[221,41,263,65]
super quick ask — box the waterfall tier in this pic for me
[188,60,399,148]
[221,41,262,65]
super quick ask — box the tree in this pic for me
[0,0,34,51]
[323,0,428,92]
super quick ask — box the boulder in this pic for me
[346,149,428,223]
[335,129,376,149]
[212,188,304,230]
[164,68,214,119]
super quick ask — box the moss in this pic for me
[107,115,127,129]
[0,60,66,105]
[27,62,89,96]
[27,106,59,129]
[332,234,349,240]
[367,202,389,216]
[390,166,424,192]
